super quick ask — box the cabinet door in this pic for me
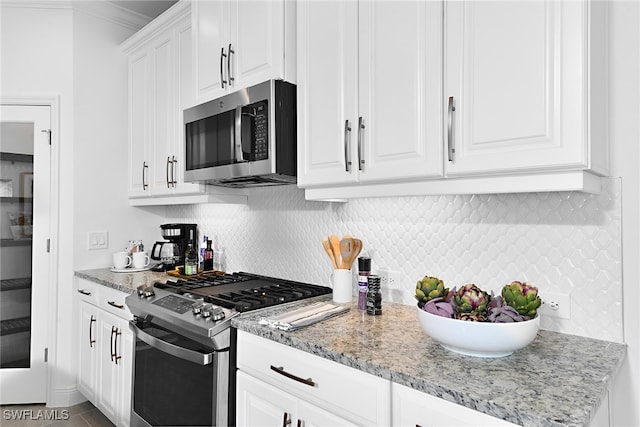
[95,311,128,425]
[77,302,98,402]
[150,29,176,196]
[358,0,443,183]
[297,400,358,427]
[193,0,231,102]
[296,0,359,188]
[115,317,133,427]
[444,1,588,176]
[236,371,297,426]
[128,50,151,197]
[230,0,285,91]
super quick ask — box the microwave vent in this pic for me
[210,174,297,188]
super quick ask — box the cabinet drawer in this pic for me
[237,331,390,426]
[98,286,133,319]
[77,279,98,305]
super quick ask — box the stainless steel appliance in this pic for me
[150,223,197,271]
[125,272,331,427]
[183,80,297,188]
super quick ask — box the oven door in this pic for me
[129,319,228,427]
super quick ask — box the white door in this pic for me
[358,0,443,182]
[296,0,359,188]
[0,104,51,403]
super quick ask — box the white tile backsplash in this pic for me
[166,178,622,342]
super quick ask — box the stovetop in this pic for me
[155,272,332,312]
[125,272,332,343]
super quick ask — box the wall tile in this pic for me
[166,178,622,342]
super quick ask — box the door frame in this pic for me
[1,96,60,405]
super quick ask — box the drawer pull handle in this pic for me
[270,365,316,387]
[107,301,124,310]
[89,315,96,348]
[78,289,91,296]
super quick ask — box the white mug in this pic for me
[132,251,150,269]
[330,269,353,303]
[113,251,132,269]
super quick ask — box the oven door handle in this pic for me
[129,321,214,365]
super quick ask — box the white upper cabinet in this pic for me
[192,0,295,105]
[298,0,607,200]
[444,0,607,177]
[122,2,248,206]
[297,0,442,189]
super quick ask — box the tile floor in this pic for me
[0,401,114,427]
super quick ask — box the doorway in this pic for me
[0,104,51,404]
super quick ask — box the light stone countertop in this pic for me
[75,269,626,427]
[232,297,627,427]
[75,268,170,293]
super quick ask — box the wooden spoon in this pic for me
[329,235,342,269]
[340,237,362,270]
[322,237,338,269]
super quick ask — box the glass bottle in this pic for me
[366,275,382,315]
[357,257,371,311]
[184,241,198,276]
[203,240,214,271]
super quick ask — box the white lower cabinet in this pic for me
[236,330,389,426]
[77,280,133,427]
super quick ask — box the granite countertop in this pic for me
[75,267,170,293]
[232,298,627,427]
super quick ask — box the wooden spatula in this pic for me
[329,235,342,269]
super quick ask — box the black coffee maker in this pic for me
[150,223,197,271]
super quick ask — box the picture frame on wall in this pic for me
[20,172,33,198]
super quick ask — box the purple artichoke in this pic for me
[423,297,455,318]
[453,284,490,315]
[487,305,528,323]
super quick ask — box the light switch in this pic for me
[88,231,108,250]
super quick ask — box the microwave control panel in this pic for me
[243,100,269,161]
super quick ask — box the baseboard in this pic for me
[47,386,86,408]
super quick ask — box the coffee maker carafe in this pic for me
[150,223,197,271]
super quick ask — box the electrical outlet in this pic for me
[538,290,571,319]
[377,268,402,288]
[87,231,108,250]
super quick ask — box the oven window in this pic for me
[185,109,236,170]
[133,324,216,426]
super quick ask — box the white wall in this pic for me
[0,2,165,406]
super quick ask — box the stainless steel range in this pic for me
[125,272,331,427]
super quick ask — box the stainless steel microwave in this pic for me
[184,80,297,187]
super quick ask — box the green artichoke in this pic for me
[415,276,449,308]
[453,284,490,314]
[501,281,542,317]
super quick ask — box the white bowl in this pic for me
[416,306,540,358]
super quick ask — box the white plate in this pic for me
[110,266,153,273]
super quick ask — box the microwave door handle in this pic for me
[235,105,245,162]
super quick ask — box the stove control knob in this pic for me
[201,304,212,318]
[210,307,225,321]
[136,285,146,297]
[143,287,155,298]
[192,303,203,315]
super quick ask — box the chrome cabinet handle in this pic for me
[113,327,122,365]
[357,116,365,171]
[110,326,115,362]
[107,301,124,310]
[78,289,91,296]
[220,47,227,88]
[89,315,96,348]
[171,156,177,187]
[166,156,171,188]
[142,161,148,190]
[270,365,316,387]
[227,43,235,86]
[344,120,352,172]
[447,96,456,162]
